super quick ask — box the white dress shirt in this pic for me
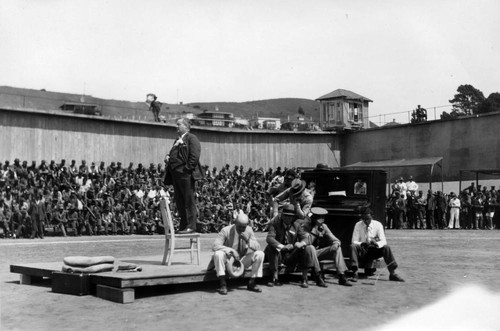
[351,219,387,248]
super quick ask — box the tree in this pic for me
[297,106,305,115]
[477,92,500,114]
[449,84,485,116]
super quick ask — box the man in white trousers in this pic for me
[212,213,264,295]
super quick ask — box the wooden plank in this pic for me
[10,264,56,279]
[96,284,135,304]
[20,274,39,285]
[89,263,273,289]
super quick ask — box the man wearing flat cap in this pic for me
[274,178,313,219]
[265,203,327,288]
[303,207,353,286]
[349,207,404,282]
[212,213,264,295]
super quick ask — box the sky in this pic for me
[1,0,499,122]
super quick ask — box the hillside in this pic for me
[0,86,320,121]
[186,98,320,121]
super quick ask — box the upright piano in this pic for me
[300,168,387,255]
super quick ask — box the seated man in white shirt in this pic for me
[349,207,404,282]
[212,213,264,295]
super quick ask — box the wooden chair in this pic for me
[159,197,201,266]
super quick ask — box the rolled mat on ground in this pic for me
[63,256,115,267]
[62,263,115,274]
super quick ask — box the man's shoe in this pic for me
[267,279,283,287]
[364,268,376,277]
[218,286,228,295]
[316,277,328,288]
[349,272,359,282]
[247,284,262,293]
[178,228,196,234]
[338,275,353,287]
[300,281,309,288]
[389,274,405,282]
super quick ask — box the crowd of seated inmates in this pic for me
[0,158,289,238]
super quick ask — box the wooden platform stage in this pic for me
[10,251,282,304]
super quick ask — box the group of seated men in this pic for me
[210,199,405,295]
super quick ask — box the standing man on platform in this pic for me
[164,118,203,234]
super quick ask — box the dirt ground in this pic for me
[1,230,500,331]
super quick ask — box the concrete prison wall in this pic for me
[0,107,341,170]
[342,112,500,181]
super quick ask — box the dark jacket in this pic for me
[302,218,340,249]
[164,132,203,185]
[266,216,307,249]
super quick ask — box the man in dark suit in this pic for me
[164,118,203,234]
[265,203,327,288]
[29,193,47,239]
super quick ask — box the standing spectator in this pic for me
[392,191,405,229]
[472,193,484,229]
[447,192,461,229]
[146,93,162,122]
[416,190,427,229]
[393,177,407,199]
[29,193,46,239]
[426,190,437,229]
[385,193,397,229]
[164,118,203,234]
[460,190,472,229]
[406,176,419,195]
[483,193,496,230]
[435,191,447,229]
[406,192,417,229]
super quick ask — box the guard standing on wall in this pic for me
[146,93,162,122]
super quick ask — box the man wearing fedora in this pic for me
[266,169,297,218]
[349,207,404,282]
[274,178,313,219]
[211,213,264,295]
[146,93,162,122]
[302,207,353,286]
[265,204,327,288]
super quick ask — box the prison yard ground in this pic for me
[1,230,500,331]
